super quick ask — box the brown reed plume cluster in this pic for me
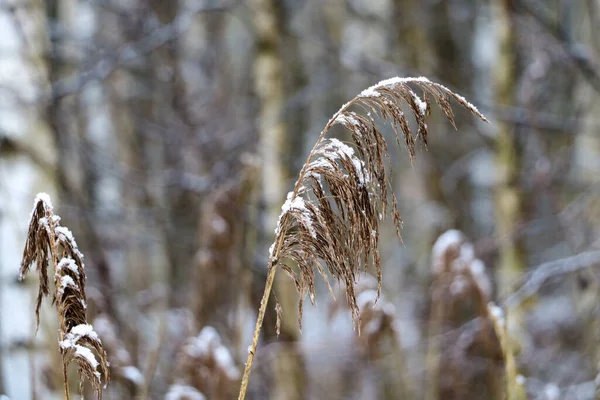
[168,326,240,400]
[426,230,524,400]
[239,77,488,399]
[328,276,412,397]
[19,193,110,399]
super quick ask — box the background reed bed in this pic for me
[2,1,600,399]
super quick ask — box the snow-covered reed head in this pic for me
[19,194,110,398]
[270,78,487,331]
[239,77,487,400]
[20,193,56,326]
[431,229,492,299]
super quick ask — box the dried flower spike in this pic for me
[238,77,487,400]
[20,193,110,399]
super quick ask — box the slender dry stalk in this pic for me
[238,77,487,399]
[19,193,110,399]
[487,304,526,400]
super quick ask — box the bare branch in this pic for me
[504,250,600,308]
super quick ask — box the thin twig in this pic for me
[503,250,600,308]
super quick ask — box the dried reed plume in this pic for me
[169,326,240,399]
[238,77,487,399]
[426,230,501,400]
[328,276,412,398]
[19,193,110,399]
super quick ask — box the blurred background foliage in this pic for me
[1,0,600,399]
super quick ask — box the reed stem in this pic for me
[238,262,277,400]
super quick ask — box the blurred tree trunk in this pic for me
[0,1,56,398]
[306,0,344,146]
[148,0,204,309]
[493,0,525,299]
[252,0,306,399]
[571,1,600,394]
[492,1,526,399]
[425,0,480,236]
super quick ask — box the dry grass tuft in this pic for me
[239,77,487,399]
[19,193,110,399]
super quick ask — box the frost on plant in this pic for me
[19,193,110,398]
[268,78,487,332]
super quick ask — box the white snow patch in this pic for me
[469,259,491,297]
[214,346,240,380]
[432,230,463,258]
[308,157,334,171]
[184,326,240,380]
[409,90,427,116]
[211,216,228,235]
[488,303,505,329]
[335,113,362,127]
[357,289,378,310]
[55,226,76,246]
[363,77,431,94]
[60,325,101,352]
[268,243,276,258]
[57,275,77,296]
[59,324,104,382]
[544,383,560,400]
[277,192,316,239]
[352,158,369,187]
[281,191,307,215]
[119,366,143,386]
[57,258,80,276]
[55,226,85,262]
[432,230,490,294]
[359,87,381,98]
[326,138,355,158]
[33,192,53,211]
[323,139,370,187]
[358,76,482,117]
[382,303,396,315]
[165,383,206,400]
[450,275,468,296]
[74,345,99,370]
[365,318,382,335]
[70,324,99,341]
[38,217,49,230]
[451,92,482,116]
[431,229,464,274]
[58,339,101,382]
